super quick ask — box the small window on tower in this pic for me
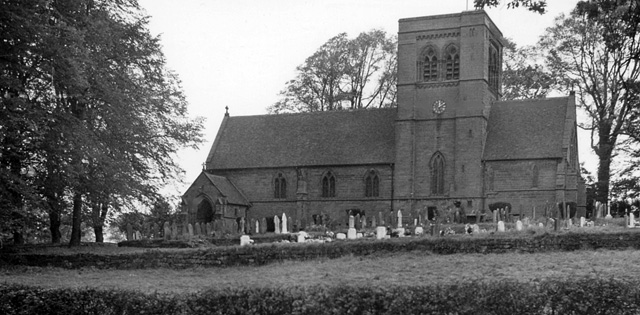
[421,47,438,82]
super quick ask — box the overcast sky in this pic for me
[136,0,588,197]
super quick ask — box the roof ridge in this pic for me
[230,107,397,119]
[495,96,570,105]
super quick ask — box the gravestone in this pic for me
[240,235,253,246]
[376,226,387,239]
[151,223,159,239]
[493,210,497,223]
[187,224,194,240]
[472,224,480,234]
[415,226,424,235]
[348,215,355,229]
[297,231,308,243]
[287,216,293,233]
[580,216,586,227]
[347,227,357,240]
[371,216,377,227]
[336,233,346,240]
[240,217,246,234]
[274,216,281,234]
[134,230,142,240]
[260,218,267,234]
[630,213,636,228]
[126,223,133,241]
[361,215,367,229]
[538,222,544,228]
[397,210,403,228]
[171,222,178,240]
[515,220,523,231]
[356,233,363,238]
[254,219,259,234]
[213,220,221,234]
[281,213,288,233]
[497,221,505,232]
[194,223,201,236]
[206,222,212,236]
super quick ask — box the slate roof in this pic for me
[206,108,396,169]
[483,97,570,161]
[202,173,250,206]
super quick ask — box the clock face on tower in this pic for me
[433,99,446,114]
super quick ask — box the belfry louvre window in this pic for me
[365,170,380,197]
[274,173,286,199]
[488,43,500,91]
[445,45,460,80]
[422,47,438,81]
[430,152,445,195]
[322,171,336,197]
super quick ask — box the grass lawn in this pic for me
[2,249,639,294]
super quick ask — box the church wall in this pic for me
[213,164,393,229]
[485,159,567,217]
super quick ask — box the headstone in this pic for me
[151,223,159,239]
[240,235,253,246]
[336,233,346,240]
[163,225,171,240]
[349,215,355,229]
[240,217,246,234]
[281,213,288,233]
[493,210,497,223]
[356,232,363,238]
[497,221,505,232]
[472,224,480,234]
[414,218,418,227]
[297,231,308,243]
[347,228,357,239]
[361,215,367,229]
[260,218,267,234]
[274,216,281,234]
[195,222,201,236]
[395,228,406,237]
[415,226,424,235]
[538,222,544,228]
[126,223,133,241]
[371,216,377,227]
[418,214,423,226]
[206,222,212,235]
[182,224,189,239]
[171,222,178,240]
[397,210,403,228]
[376,226,387,239]
[629,213,636,228]
[187,223,194,240]
[255,219,260,234]
[288,216,293,233]
[135,230,142,240]
[580,216,586,227]
[515,220,523,231]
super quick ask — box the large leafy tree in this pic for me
[0,0,203,245]
[474,0,548,13]
[501,38,555,100]
[268,30,396,113]
[539,10,640,205]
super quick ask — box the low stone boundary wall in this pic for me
[2,232,640,269]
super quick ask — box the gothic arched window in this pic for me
[445,45,460,80]
[421,47,438,82]
[364,170,380,197]
[488,42,500,91]
[274,173,286,199]
[322,171,336,198]
[531,165,539,188]
[430,152,445,195]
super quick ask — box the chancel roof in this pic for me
[206,108,397,169]
[483,97,571,161]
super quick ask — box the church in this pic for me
[182,10,586,233]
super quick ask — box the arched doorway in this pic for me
[196,199,214,223]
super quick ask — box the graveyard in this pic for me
[4,212,640,314]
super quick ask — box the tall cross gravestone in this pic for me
[281,213,288,234]
[274,216,281,234]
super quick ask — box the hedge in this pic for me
[3,231,640,269]
[2,278,639,314]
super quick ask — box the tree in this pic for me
[539,11,640,206]
[0,0,204,245]
[501,38,555,100]
[474,0,548,13]
[268,30,396,113]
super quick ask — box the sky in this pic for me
[136,0,588,197]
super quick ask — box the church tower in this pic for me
[393,11,504,217]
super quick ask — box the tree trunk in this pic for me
[49,208,62,244]
[69,191,83,246]
[94,225,104,243]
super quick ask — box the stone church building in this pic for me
[182,10,586,233]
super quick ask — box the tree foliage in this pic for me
[501,38,555,100]
[474,0,548,13]
[0,0,203,245]
[268,30,397,113]
[538,9,640,204]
